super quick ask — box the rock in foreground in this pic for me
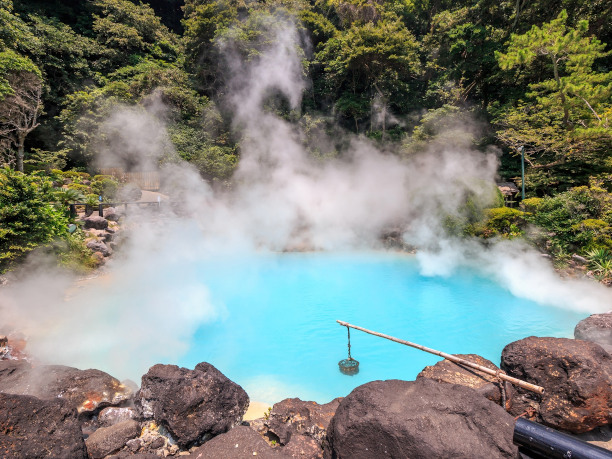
[324,378,518,459]
[135,362,249,448]
[265,397,342,447]
[0,392,88,458]
[85,419,140,459]
[187,426,287,459]
[501,336,612,433]
[0,362,132,414]
[417,353,513,408]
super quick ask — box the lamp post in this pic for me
[519,146,525,201]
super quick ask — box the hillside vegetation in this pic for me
[0,0,610,275]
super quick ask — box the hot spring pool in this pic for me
[176,251,584,404]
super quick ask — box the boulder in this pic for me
[187,426,287,459]
[0,392,88,458]
[98,407,138,426]
[324,378,518,459]
[83,215,109,230]
[283,434,322,458]
[0,362,132,415]
[501,336,612,433]
[417,354,514,408]
[85,419,140,459]
[87,240,112,256]
[575,313,612,349]
[104,207,120,222]
[135,362,249,448]
[264,397,341,447]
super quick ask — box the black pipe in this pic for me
[514,417,612,459]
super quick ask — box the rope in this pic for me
[346,325,352,360]
[496,370,508,411]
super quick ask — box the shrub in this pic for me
[474,207,527,239]
[93,174,114,182]
[67,183,91,194]
[0,168,70,272]
[91,177,119,200]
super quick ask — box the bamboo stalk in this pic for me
[337,320,545,395]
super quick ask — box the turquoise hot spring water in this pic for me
[176,251,585,405]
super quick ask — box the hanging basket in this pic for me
[338,357,359,375]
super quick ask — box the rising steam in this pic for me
[1,17,610,382]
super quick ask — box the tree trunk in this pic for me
[551,55,570,128]
[16,138,25,173]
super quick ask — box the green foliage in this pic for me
[0,49,42,98]
[495,10,612,194]
[585,248,612,279]
[524,184,612,256]
[481,207,527,238]
[0,167,70,271]
[316,13,421,130]
[51,230,98,273]
[91,0,180,69]
[91,177,119,200]
[66,183,90,194]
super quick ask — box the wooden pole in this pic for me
[337,320,544,395]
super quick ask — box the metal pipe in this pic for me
[336,320,544,394]
[514,417,612,459]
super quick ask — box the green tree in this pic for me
[495,10,612,193]
[91,0,180,70]
[316,13,421,132]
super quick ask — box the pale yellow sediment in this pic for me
[243,401,272,421]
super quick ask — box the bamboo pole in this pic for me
[337,320,544,395]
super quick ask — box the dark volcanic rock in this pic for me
[417,354,514,408]
[0,392,88,458]
[283,434,323,458]
[86,239,112,256]
[0,362,132,414]
[135,362,249,448]
[265,397,341,447]
[85,419,140,459]
[575,313,612,349]
[324,378,518,459]
[501,336,612,433]
[187,426,287,459]
[104,207,120,221]
[83,215,109,230]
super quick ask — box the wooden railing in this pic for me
[69,201,161,217]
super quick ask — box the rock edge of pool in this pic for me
[1,312,612,458]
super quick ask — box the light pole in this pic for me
[519,146,525,201]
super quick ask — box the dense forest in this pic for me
[0,0,611,275]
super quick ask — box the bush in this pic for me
[0,168,70,272]
[67,183,91,194]
[525,184,612,257]
[473,207,527,239]
[91,177,119,200]
[93,174,114,182]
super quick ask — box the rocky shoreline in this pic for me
[1,312,612,458]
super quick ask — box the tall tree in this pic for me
[0,50,43,172]
[494,11,612,194]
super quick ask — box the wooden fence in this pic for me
[100,169,160,191]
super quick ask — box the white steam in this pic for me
[1,18,611,381]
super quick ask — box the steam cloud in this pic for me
[1,17,611,382]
